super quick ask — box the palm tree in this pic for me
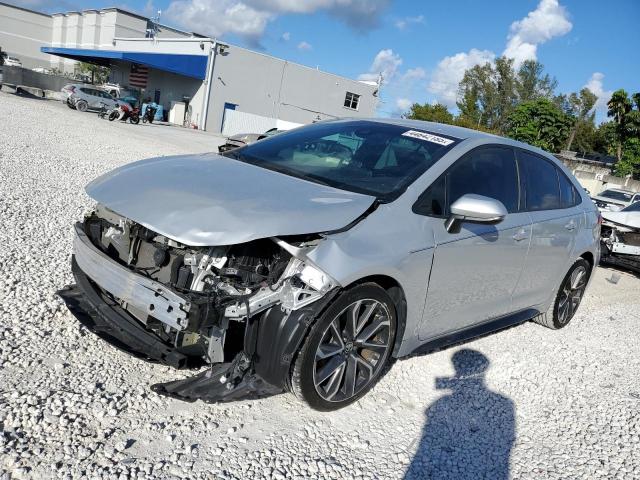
[607,89,632,161]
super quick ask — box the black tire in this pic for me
[129,115,140,125]
[291,283,397,411]
[534,258,591,329]
[66,100,75,109]
[75,100,88,112]
[142,116,148,123]
[108,111,118,121]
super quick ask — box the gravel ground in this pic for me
[1,90,639,480]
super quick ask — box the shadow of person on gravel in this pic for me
[404,349,515,480]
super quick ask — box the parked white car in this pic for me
[591,188,640,212]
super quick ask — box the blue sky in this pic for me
[17,0,640,122]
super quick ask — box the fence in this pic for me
[556,156,640,194]
[221,108,302,136]
[0,65,78,94]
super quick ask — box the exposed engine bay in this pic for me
[59,204,340,401]
[601,214,640,274]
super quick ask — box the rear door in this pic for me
[416,145,532,340]
[512,150,583,308]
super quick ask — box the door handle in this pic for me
[512,228,528,242]
[565,220,577,231]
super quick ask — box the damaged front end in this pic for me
[58,205,340,402]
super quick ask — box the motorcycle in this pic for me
[97,102,111,119]
[142,104,158,124]
[108,102,140,124]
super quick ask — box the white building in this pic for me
[0,2,380,133]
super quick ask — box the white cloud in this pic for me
[281,31,290,41]
[427,49,495,107]
[394,14,424,30]
[166,0,390,42]
[358,49,403,83]
[401,67,426,82]
[584,72,613,117]
[395,98,413,112]
[503,0,572,67]
[297,41,312,51]
[166,0,272,43]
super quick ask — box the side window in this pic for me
[558,169,579,208]
[447,147,519,213]
[413,146,519,216]
[519,151,561,211]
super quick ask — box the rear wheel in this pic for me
[291,284,396,411]
[75,100,88,112]
[534,258,591,329]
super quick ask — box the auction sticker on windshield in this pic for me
[402,130,455,146]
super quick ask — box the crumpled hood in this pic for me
[86,153,376,246]
[601,210,640,230]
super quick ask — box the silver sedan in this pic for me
[59,119,600,411]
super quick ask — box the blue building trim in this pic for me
[41,47,208,80]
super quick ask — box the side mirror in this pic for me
[445,194,507,233]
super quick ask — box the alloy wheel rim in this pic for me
[313,299,392,402]
[557,266,587,325]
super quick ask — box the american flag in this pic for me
[129,64,149,88]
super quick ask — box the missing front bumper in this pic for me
[58,258,194,369]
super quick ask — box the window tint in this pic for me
[414,146,519,216]
[448,147,519,213]
[558,169,578,208]
[519,151,561,210]
[414,175,446,216]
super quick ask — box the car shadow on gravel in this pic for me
[404,349,515,480]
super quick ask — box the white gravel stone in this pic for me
[1,91,639,479]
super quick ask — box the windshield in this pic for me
[622,201,640,212]
[224,120,459,201]
[600,189,633,202]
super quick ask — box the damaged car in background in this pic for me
[59,119,600,411]
[600,201,640,273]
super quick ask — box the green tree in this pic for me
[79,62,110,84]
[560,88,598,150]
[506,98,572,152]
[607,89,633,161]
[516,60,557,102]
[457,57,557,133]
[613,138,640,178]
[405,103,454,124]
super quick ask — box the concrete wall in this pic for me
[556,156,640,195]
[206,44,378,133]
[0,3,52,69]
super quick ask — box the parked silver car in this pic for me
[61,83,118,112]
[59,119,600,411]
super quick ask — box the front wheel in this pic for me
[129,115,140,125]
[534,258,591,329]
[108,111,118,121]
[290,283,397,411]
[75,100,88,112]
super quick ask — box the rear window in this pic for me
[600,190,633,202]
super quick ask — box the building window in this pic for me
[344,92,360,110]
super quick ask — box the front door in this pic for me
[416,146,532,340]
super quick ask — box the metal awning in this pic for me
[41,47,208,80]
